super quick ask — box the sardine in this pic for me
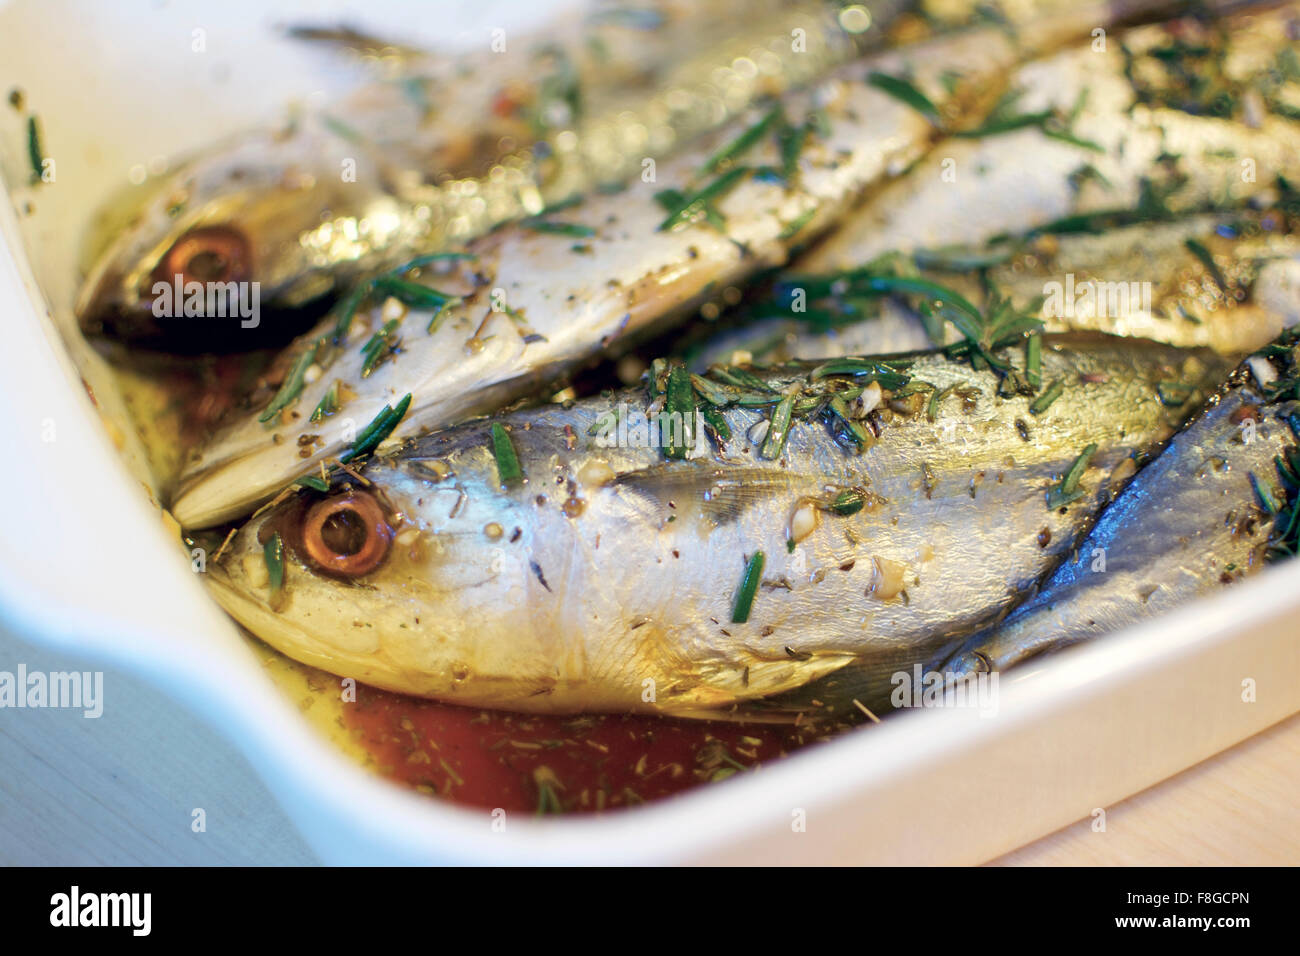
[806,5,1300,274]
[75,0,903,349]
[172,1,1172,528]
[204,334,1228,718]
[931,329,1300,681]
[686,5,1300,363]
[687,208,1300,366]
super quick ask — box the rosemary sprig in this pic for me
[522,220,596,238]
[360,318,401,377]
[760,388,797,460]
[731,551,766,623]
[340,393,412,463]
[829,490,866,516]
[657,166,752,232]
[1030,380,1064,415]
[490,422,524,488]
[1047,443,1097,509]
[26,115,44,185]
[703,104,783,174]
[259,342,320,424]
[1184,237,1228,291]
[867,71,940,123]
[310,381,340,423]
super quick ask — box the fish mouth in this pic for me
[204,571,583,709]
[171,450,295,529]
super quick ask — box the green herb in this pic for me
[534,772,564,815]
[809,358,910,389]
[1041,126,1105,152]
[657,166,752,231]
[699,404,732,445]
[360,318,401,377]
[927,383,956,423]
[26,115,44,185]
[522,219,596,237]
[690,373,741,407]
[938,286,1044,368]
[264,532,285,608]
[662,364,695,460]
[778,207,817,240]
[760,388,797,460]
[1251,471,1283,515]
[703,104,782,174]
[1069,163,1113,193]
[956,109,1053,138]
[490,422,524,488]
[321,113,364,143]
[295,475,330,492]
[259,343,319,424]
[1026,333,1042,389]
[370,275,461,332]
[779,123,808,180]
[867,71,940,123]
[310,381,340,423]
[392,251,476,274]
[829,395,873,451]
[1029,380,1063,415]
[913,245,1015,272]
[708,365,777,393]
[731,551,766,623]
[331,282,372,344]
[341,393,412,463]
[1047,443,1097,509]
[829,490,866,516]
[1184,237,1228,291]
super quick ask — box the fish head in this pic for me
[206,447,582,709]
[76,126,400,350]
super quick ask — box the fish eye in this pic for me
[156,225,251,286]
[299,491,393,578]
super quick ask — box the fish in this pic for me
[74,0,904,350]
[685,207,1300,366]
[683,5,1300,363]
[930,328,1300,682]
[171,0,1179,528]
[203,333,1230,719]
[805,4,1300,274]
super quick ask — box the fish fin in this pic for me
[650,651,861,724]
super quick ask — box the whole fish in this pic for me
[682,5,1300,363]
[805,4,1300,275]
[686,208,1300,366]
[172,0,1174,528]
[931,329,1300,681]
[75,0,903,350]
[204,334,1228,718]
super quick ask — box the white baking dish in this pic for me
[2,0,1298,865]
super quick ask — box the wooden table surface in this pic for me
[2,622,1297,866]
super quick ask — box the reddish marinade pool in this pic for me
[341,680,850,813]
